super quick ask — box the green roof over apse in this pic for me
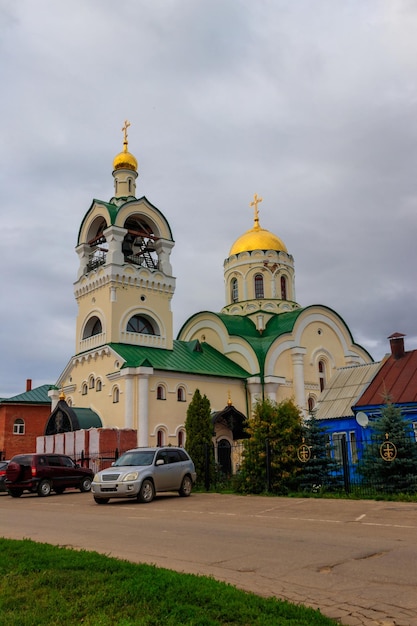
[108,340,250,379]
[214,309,306,375]
[0,384,52,405]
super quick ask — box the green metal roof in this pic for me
[215,309,305,375]
[71,407,102,429]
[0,384,52,405]
[109,340,250,379]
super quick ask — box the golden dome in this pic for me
[229,226,287,256]
[113,119,138,172]
[113,147,138,172]
[229,194,287,256]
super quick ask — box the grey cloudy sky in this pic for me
[1,0,417,397]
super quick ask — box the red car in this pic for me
[5,453,93,497]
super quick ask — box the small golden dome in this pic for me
[229,194,287,256]
[113,119,138,172]
[113,147,138,172]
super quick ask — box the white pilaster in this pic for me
[291,347,307,413]
[104,225,126,266]
[264,376,286,402]
[137,366,154,446]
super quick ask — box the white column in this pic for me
[75,243,91,279]
[137,366,153,446]
[247,377,262,412]
[120,369,135,429]
[104,225,126,266]
[264,376,286,402]
[155,239,174,275]
[291,347,307,413]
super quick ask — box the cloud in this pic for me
[1,0,417,396]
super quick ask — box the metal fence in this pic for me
[205,435,417,497]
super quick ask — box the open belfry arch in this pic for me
[52,122,373,449]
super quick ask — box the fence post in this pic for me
[341,434,350,494]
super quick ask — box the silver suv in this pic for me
[91,447,196,504]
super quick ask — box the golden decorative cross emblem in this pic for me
[122,120,131,146]
[250,193,263,223]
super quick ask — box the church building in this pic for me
[52,122,373,450]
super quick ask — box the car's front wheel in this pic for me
[179,475,193,497]
[94,496,110,504]
[138,479,155,503]
[37,479,52,497]
[80,477,92,492]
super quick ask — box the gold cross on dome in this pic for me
[122,120,131,147]
[250,193,263,224]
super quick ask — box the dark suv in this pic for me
[5,454,94,497]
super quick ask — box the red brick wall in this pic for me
[0,404,50,460]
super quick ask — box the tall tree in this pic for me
[357,400,417,494]
[297,411,343,493]
[236,398,303,494]
[185,389,214,488]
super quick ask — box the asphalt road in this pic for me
[1,490,416,626]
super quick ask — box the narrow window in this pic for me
[178,430,185,447]
[177,386,185,402]
[13,418,25,435]
[128,178,132,193]
[157,429,164,446]
[281,275,287,300]
[231,278,238,303]
[254,274,264,299]
[332,432,345,464]
[82,383,88,396]
[349,431,358,463]
[307,396,315,413]
[89,376,95,389]
[318,360,326,392]
[96,379,102,392]
[113,387,119,403]
[157,385,166,400]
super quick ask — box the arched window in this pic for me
[96,379,102,392]
[89,376,95,389]
[82,383,88,396]
[178,430,185,447]
[157,385,166,400]
[177,386,186,402]
[127,314,158,335]
[128,178,132,193]
[83,316,102,339]
[66,398,73,407]
[113,387,119,403]
[318,360,326,392]
[157,429,164,447]
[281,276,287,300]
[308,396,315,413]
[254,274,264,299]
[13,418,25,435]
[231,278,238,303]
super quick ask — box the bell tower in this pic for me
[73,122,176,355]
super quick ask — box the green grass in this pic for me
[0,538,337,626]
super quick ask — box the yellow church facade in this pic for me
[52,123,373,448]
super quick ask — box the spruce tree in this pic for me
[297,411,343,493]
[357,400,417,494]
[236,398,303,494]
[184,389,214,488]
